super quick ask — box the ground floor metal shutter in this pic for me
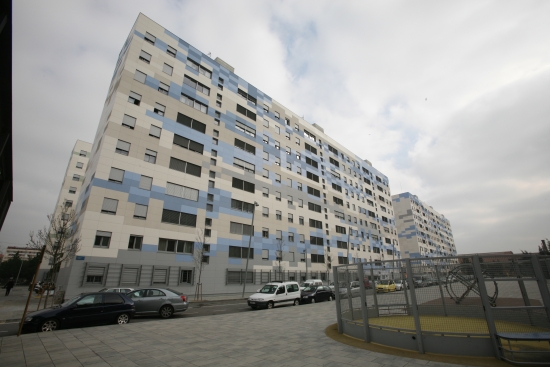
[153,268,167,284]
[121,267,139,285]
[87,266,105,276]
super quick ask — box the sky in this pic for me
[2,0,549,255]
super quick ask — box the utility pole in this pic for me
[347,226,351,264]
[241,202,258,298]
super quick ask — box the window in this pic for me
[338,256,349,265]
[307,186,320,197]
[332,183,342,192]
[287,195,293,204]
[337,241,347,249]
[263,119,269,127]
[208,180,215,188]
[262,249,269,260]
[237,89,257,105]
[94,231,111,248]
[286,162,291,170]
[122,114,136,129]
[181,270,193,283]
[305,157,318,168]
[285,132,290,140]
[286,146,291,155]
[207,194,214,202]
[288,213,293,223]
[232,177,255,193]
[234,138,256,154]
[156,81,169,96]
[295,137,300,145]
[231,199,255,213]
[263,168,269,178]
[184,75,210,96]
[186,58,212,78]
[169,157,202,177]
[165,182,199,201]
[262,187,269,197]
[276,230,282,240]
[298,199,303,208]
[144,32,156,44]
[173,134,204,154]
[262,207,269,217]
[116,140,130,156]
[230,222,253,236]
[334,210,344,219]
[333,197,343,206]
[297,182,303,191]
[133,175,151,192]
[134,204,148,219]
[329,157,340,167]
[336,226,346,234]
[229,245,253,259]
[233,157,255,173]
[288,233,294,242]
[275,140,280,149]
[306,171,319,182]
[163,63,173,76]
[166,45,177,57]
[235,121,256,137]
[128,91,141,106]
[72,174,80,181]
[108,167,124,183]
[299,216,304,225]
[275,210,282,220]
[310,236,323,246]
[128,235,142,250]
[180,93,208,113]
[300,234,305,243]
[144,149,157,163]
[236,104,256,121]
[308,202,321,213]
[305,143,317,154]
[263,104,269,113]
[274,111,280,119]
[275,173,281,183]
[69,186,77,194]
[154,103,165,116]
[275,157,280,166]
[64,200,73,208]
[161,209,197,227]
[159,238,194,254]
[311,254,324,263]
[134,70,146,83]
[262,228,269,238]
[205,218,212,227]
[309,219,322,229]
[206,204,213,212]
[328,145,339,155]
[176,113,206,133]
[275,191,281,201]
[263,151,269,160]
[139,50,151,63]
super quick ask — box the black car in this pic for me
[300,285,335,304]
[22,292,135,333]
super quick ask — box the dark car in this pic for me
[300,285,335,304]
[23,292,135,333]
[126,288,188,318]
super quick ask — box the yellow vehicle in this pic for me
[376,280,396,293]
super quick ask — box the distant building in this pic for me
[458,251,515,264]
[392,192,457,259]
[2,246,40,262]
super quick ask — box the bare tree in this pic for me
[275,238,285,281]
[28,205,81,307]
[193,228,209,301]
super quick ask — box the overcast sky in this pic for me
[2,0,549,255]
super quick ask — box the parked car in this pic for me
[22,292,135,333]
[248,282,301,309]
[299,279,323,290]
[394,280,407,291]
[413,276,426,288]
[338,281,361,298]
[126,288,188,318]
[376,280,397,293]
[99,287,134,294]
[300,286,335,304]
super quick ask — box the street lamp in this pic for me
[241,202,259,298]
[303,249,308,280]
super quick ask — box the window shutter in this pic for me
[134,70,146,83]
[121,267,139,285]
[230,222,241,234]
[169,157,186,173]
[188,140,204,154]
[87,266,105,276]
[179,213,197,227]
[122,114,136,128]
[129,91,141,101]
[102,198,118,213]
[152,268,168,284]
[166,182,183,197]
[139,50,151,62]
[139,176,152,190]
[182,187,199,201]
[109,167,124,182]
[134,204,148,218]
[116,140,130,152]
[185,162,202,177]
[262,207,268,215]
[176,113,192,128]
[150,125,161,137]
[162,209,180,224]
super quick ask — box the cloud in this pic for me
[2,0,549,255]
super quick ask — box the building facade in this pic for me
[56,14,400,298]
[391,192,457,259]
[2,246,40,262]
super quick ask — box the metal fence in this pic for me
[333,254,550,363]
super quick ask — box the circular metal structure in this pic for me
[445,264,498,307]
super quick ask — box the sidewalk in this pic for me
[0,300,487,367]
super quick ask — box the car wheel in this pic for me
[40,319,59,332]
[116,313,130,325]
[293,299,300,306]
[266,301,274,309]
[159,305,174,319]
[311,297,316,304]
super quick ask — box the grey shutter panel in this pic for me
[145,32,156,43]
[97,231,111,237]
[185,162,202,177]
[262,207,268,215]
[116,140,130,152]
[139,176,152,190]
[162,209,180,224]
[242,224,253,236]
[173,134,190,149]
[121,267,139,285]
[150,125,161,137]
[102,198,118,213]
[134,70,146,83]
[230,222,241,234]
[179,213,197,227]
[182,187,199,201]
[87,266,105,276]
[129,91,141,101]
[166,182,183,197]
[163,63,173,75]
[152,268,167,284]
[169,157,186,173]
[134,204,148,218]
[188,140,204,154]
[139,50,151,62]
[122,114,136,128]
[109,167,124,182]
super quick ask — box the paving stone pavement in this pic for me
[0,301,474,367]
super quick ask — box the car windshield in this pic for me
[303,286,318,292]
[61,295,81,307]
[300,283,311,288]
[379,280,390,285]
[259,285,278,294]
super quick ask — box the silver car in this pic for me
[126,288,188,318]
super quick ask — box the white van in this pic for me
[299,279,323,290]
[248,282,301,309]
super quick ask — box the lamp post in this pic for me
[346,226,352,264]
[303,249,308,280]
[241,202,259,298]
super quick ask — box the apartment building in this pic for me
[2,246,40,262]
[55,14,399,298]
[392,192,457,259]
